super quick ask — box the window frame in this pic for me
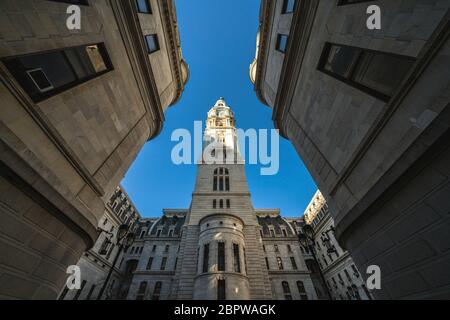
[281,0,296,14]
[276,34,289,53]
[145,34,160,54]
[2,42,113,103]
[317,42,415,102]
[135,0,152,14]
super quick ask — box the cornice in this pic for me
[252,0,275,107]
[159,0,188,106]
[110,0,165,141]
[272,0,320,139]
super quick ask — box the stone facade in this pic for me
[251,0,450,299]
[58,186,141,300]
[0,0,188,299]
[100,98,318,300]
[304,191,372,300]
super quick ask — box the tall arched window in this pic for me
[152,282,162,300]
[213,168,230,191]
[136,281,147,300]
[282,281,292,300]
[297,281,308,300]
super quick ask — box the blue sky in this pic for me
[121,0,317,218]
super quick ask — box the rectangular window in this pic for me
[287,244,292,252]
[290,257,298,270]
[145,34,160,53]
[146,257,153,270]
[217,279,226,300]
[164,245,170,253]
[219,199,224,208]
[338,0,373,5]
[318,43,415,101]
[277,257,284,270]
[105,244,115,260]
[160,257,167,270]
[226,199,230,208]
[213,176,217,191]
[151,282,162,300]
[136,0,152,13]
[3,43,113,103]
[202,244,209,273]
[276,34,288,53]
[47,0,89,5]
[265,257,270,270]
[73,280,86,300]
[152,245,156,252]
[281,0,296,13]
[86,284,96,300]
[218,242,225,271]
[233,243,241,273]
[225,177,229,191]
[213,199,217,208]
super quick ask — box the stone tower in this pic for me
[171,98,273,299]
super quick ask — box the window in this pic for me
[164,245,170,253]
[140,231,145,239]
[146,257,153,270]
[168,229,173,237]
[276,34,288,53]
[152,245,156,252]
[274,244,279,252]
[218,242,225,271]
[73,280,86,300]
[277,257,284,270]
[338,0,373,5]
[219,199,224,209]
[265,257,270,270]
[130,246,135,255]
[202,244,209,273]
[86,284,96,300]
[3,43,112,103]
[105,244,115,260]
[270,229,275,237]
[281,0,296,13]
[290,257,298,270]
[47,0,89,5]
[156,229,161,237]
[136,281,147,300]
[287,244,292,252]
[58,286,69,300]
[297,281,308,300]
[152,282,162,300]
[282,281,292,300]
[344,269,352,281]
[213,199,217,209]
[145,34,160,53]
[318,43,415,101]
[160,257,167,270]
[174,257,178,270]
[136,0,152,13]
[233,243,241,273]
[213,168,230,191]
[226,199,230,208]
[263,244,266,252]
[217,279,226,300]
[282,229,288,237]
[351,264,360,277]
